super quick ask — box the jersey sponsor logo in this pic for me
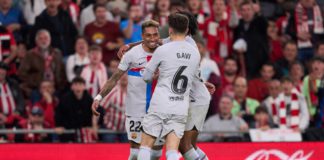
[245,149,314,160]
[131,133,137,139]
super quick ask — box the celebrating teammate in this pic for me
[137,13,201,160]
[91,20,164,160]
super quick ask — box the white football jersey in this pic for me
[118,45,154,117]
[144,40,201,115]
[164,36,211,106]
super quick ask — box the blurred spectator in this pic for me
[196,37,220,82]
[60,0,80,26]
[267,19,283,62]
[145,0,170,27]
[199,95,248,142]
[80,45,108,98]
[289,0,324,63]
[0,0,26,41]
[247,63,276,102]
[259,0,283,19]
[0,25,17,76]
[31,80,58,128]
[66,36,90,83]
[107,0,128,20]
[234,0,269,79]
[232,77,260,124]
[315,41,324,57]
[264,77,309,131]
[158,0,187,38]
[316,57,324,128]
[19,29,66,98]
[262,78,282,112]
[203,0,239,62]
[0,112,8,142]
[16,107,52,142]
[120,3,144,44]
[100,74,127,143]
[79,0,114,33]
[107,58,119,77]
[289,61,305,93]
[31,0,78,56]
[276,1,295,41]
[275,41,298,77]
[250,106,276,130]
[84,4,123,65]
[303,57,324,124]
[187,0,209,32]
[20,0,46,26]
[55,77,94,142]
[0,62,24,116]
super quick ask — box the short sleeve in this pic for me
[118,51,132,71]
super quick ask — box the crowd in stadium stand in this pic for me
[0,0,324,143]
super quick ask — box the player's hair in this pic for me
[283,40,297,49]
[168,13,189,35]
[141,20,160,33]
[72,77,86,84]
[261,62,275,71]
[177,10,198,36]
[93,3,106,12]
[89,45,102,53]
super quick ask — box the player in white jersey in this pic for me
[119,11,214,160]
[91,20,164,160]
[138,13,201,160]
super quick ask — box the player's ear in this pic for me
[185,28,189,35]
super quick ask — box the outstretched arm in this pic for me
[92,69,125,116]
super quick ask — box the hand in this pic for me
[205,82,216,95]
[117,45,130,59]
[42,91,53,103]
[91,127,98,140]
[91,100,100,116]
[55,127,65,134]
[6,23,21,32]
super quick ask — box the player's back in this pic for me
[148,40,200,116]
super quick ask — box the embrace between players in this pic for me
[91,11,216,160]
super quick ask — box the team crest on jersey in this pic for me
[131,133,137,139]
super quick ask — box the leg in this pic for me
[138,132,156,160]
[165,132,181,160]
[128,141,140,160]
[151,145,164,160]
[179,130,199,160]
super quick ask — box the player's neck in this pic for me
[170,34,186,41]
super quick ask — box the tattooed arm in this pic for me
[91,69,126,116]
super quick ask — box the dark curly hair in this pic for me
[176,10,198,36]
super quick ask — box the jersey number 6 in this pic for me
[171,66,188,94]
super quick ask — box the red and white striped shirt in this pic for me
[81,63,108,98]
[101,85,126,131]
[0,83,16,115]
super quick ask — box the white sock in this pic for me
[151,149,162,160]
[138,146,151,160]
[128,148,139,160]
[166,150,179,160]
[183,148,200,160]
[196,147,208,160]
